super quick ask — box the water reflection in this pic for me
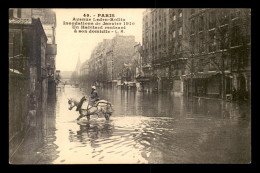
[68,121,114,144]
[11,86,251,164]
[95,88,250,120]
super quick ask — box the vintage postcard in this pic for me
[9,8,251,164]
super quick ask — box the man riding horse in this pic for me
[69,86,113,121]
[89,86,100,106]
[76,86,99,111]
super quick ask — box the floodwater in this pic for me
[10,85,251,164]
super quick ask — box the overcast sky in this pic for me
[53,8,145,71]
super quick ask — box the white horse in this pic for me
[68,97,113,121]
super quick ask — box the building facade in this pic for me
[9,8,58,98]
[82,34,136,88]
[9,15,48,158]
[184,8,251,99]
[138,9,156,92]
[140,8,250,100]
[140,8,190,94]
[32,9,57,99]
[9,8,58,159]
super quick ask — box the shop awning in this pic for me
[183,72,220,79]
[136,76,156,82]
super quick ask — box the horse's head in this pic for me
[68,98,76,110]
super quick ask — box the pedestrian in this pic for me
[232,87,237,101]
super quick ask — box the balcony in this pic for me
[9,56,29,76]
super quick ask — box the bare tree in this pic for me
[206,9,251,99]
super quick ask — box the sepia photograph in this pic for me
[9,8,251,164]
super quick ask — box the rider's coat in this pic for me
[90,90,99,106]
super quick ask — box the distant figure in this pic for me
[232,87,237,101]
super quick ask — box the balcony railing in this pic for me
[9,56,28,75]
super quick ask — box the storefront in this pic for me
[136,76,157,92]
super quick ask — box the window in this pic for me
[199,33,204,53]
[191,20,195,34]
[9,9,14,18]
[199,15,204,31]
[191,9,195,15]
[173,13,176,21]
[190,35,195,53]
[173,30,176,38]
[209,31,216,52]
[220,9,228,25]
[177,42,182,52]
[179,10,182,18]
[17,8,21,18]
[231,9,240,19]
[220,26,228,50]
[11,32,20,58]
[209,10,216,29]
[231,25,241,46]
[179,27,183,35]
[198,59,204,72]
[209,59,217,71]
[224,58,230,70]
[9,34,14,58]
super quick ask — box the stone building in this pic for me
[184,8,251,99]
[9,8,57,98]
[9,14,48,158]
[140,8,190,94]
[167,8,191,95]
[140,8,250,100]
[84,34,136,87]
[140,8,174,93]
[31,9,57,99]
[110,34,136,84]
[138,9,154,92]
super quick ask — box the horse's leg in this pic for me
[76,109,85,120]
[104,105,112,120]
[104,113,109,120]
[86,108,95,122]
[77,114,84,120]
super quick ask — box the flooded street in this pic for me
[11,85,251,164]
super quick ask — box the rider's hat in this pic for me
[92,86,96,90]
